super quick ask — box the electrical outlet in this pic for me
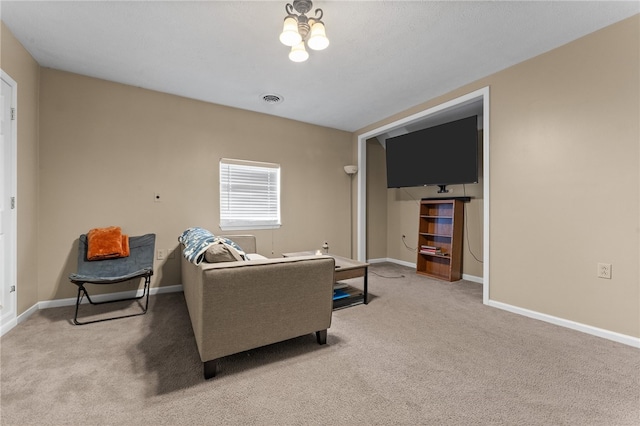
[597,263,611,279]
[157,249,167,260]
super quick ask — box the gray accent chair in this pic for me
[69,233,156,325]
[180,235,335,379]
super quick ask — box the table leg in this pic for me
[364,266,368,304]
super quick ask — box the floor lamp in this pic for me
[344,165,358,258]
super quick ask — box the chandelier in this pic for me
[279,0,329,62]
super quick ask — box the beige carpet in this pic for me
[1,263,639,425]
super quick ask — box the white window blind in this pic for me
[219,158,281,230]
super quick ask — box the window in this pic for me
[219,158,281,230]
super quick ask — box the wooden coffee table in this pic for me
[282,251,369,309]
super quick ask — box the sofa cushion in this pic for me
[203,237,247,263]
[204,244,237,263]
[245,253,267,261]
[215,237,245,259]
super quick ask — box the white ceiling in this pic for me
[1,1,638,132]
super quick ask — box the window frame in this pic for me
[219,158,281,231]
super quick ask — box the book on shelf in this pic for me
[420,250,442,255]
[419,245,446,256]
[333,289,350,300]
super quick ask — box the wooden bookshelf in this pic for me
[417,199,463,281]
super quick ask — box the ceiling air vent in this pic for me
[261,94,283,105]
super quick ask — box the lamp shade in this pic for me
[307,21,329,51]
[344,165,358,175]
[280,16,302,47]
[289,41,309,62]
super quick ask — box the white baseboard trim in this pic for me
[462,274,483,284]
[367,258,638,348]
[368,257,416,268]
[369,258,484,285]
[152,284,183,295]
[1,285,184,336]
[487,299,640,349]
[18,303,39,324]
[1,302,38,336]
[366,257,392,264]
[38,284,184,309]
[1,318,17,336]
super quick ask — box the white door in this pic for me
[1,71,17,334]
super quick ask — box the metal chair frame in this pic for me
[71,272,152,325]
[69,233,155,325]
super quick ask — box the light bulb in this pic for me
[279,16,301,47]
[289,41,309,62]
[307,21,329,51]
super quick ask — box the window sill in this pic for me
[219,224,282,231]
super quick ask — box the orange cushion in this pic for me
[121,234,130,258]
[87,226,129,260]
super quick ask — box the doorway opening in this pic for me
[355,87,490,304]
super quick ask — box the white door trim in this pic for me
[1,69,18,336]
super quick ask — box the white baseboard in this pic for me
[487,299,640,349]
[38,284,184,309]
[370,258,484,285]
[368,257,416,268]
[1,302,38,336]
[18,303,39,324]
[1,318,17,336]
[1,285,184,336]
[366,257,388,264]
[462,274,483,284]
[368,258,638,348]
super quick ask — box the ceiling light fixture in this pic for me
[279,0,329,63]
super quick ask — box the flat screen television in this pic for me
[385,115,478,190]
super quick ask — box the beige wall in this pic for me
[358,15,640,337]
[1,22,40,315]
[37,69,353,301]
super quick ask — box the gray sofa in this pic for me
[180,235,335,379]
